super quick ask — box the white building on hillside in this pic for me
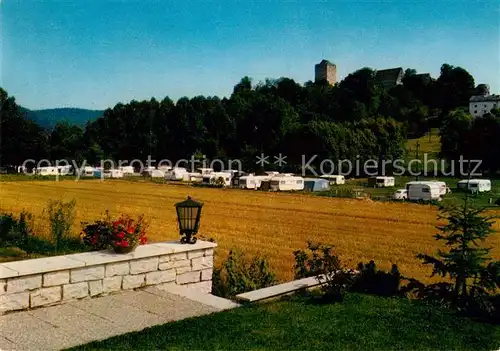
[469,94,500,118]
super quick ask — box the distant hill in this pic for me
[21,107,104,129]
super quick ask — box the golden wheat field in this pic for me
[1,179,499,282]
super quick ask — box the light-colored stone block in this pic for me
[175,266,191,274]
[170,252,187,261]
[89,280,103,297]
[0,292,29,312]
[122,274,145,289]
[0,280,5,295]
[158,255,170,264]
[187,280,212,294]
[204,248,214,257]
[0,266,19,279]
[145,270,175,285]
[71,266,105,283]
[187,250,204,259]
[201,268,213,281]
[129,257,158,274]
[7,275,42,293]
[43,270,69,287]
[1,256,83,276]
[63,282,88,300]
[105,262,129,277]
[176,271,200,285]
[191,256,213,270]
[102,276,122,293]
[158,259,190,271]
[30,286,61,307]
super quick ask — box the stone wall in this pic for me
[0,241,216,314]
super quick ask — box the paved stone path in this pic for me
[0,287,240,350]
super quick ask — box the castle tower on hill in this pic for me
[314,59,337,85]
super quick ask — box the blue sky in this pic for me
[1,0,499,110]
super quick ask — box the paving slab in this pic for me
[0,335,16,350]
[0,312,77,350]
[68,294,166,331]
[27,304,124,345]
[112,289,220,321]
[149,285,241,310]
[0,287,227,350]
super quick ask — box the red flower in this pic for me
[117,232,125,239]
[140,236,148,245]
[114,240,122,247]
[127,226,134,234]
[121,240,129,247]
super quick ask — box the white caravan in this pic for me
[165,167,189,181]
[405,181,442,201]
[239,174,273,190]
[369,176,395,188]
[119,166,135,175]
[103,169,124,178]
[36,165,72,176]
[457,179,491,193]
[269,174,305,191]
[149,169,165,178]
[82,166,97,177]
[429,181,450,196]
[203,172,233,187]
[320,175,345,185]
[198,168,214,176]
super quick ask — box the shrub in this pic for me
[0,212,33,247]
[351,261,401,296]
[212,250,276,298]
[293,241,356,302]
[47,199,76,252]
[81,211,113,251]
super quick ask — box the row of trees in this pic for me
[440,108,500,173]
[0,63,484,172]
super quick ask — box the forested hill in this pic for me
[21,107,104,129]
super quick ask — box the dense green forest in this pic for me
[20,108,104,129]
[1,63,499,174]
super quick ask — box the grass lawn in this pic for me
[70,293,500,351]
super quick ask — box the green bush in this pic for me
[0,212,33,247]
[212,250,276,298]
[47,199,76,253]
[293,241,356,302]
[351,261,401,296]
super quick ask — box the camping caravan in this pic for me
[119,166,135,175]
[430,181,450,196]
[457,179,491,193]
[148,169,165,178]
[405,181,442,201]
[203,172,233,187]
[270,174,305,191]
[368,176,395,188]
[239,174,272,190]
[198,168,214,176]
[304,178,330,192]
[320,175,345,185]
[82,166,97,177]
[103,169,124,178]
[36,165,72,176]
[165,167,189,181]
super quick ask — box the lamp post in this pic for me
[174,196,203,244]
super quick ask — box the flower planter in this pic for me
[112,244,137,254]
